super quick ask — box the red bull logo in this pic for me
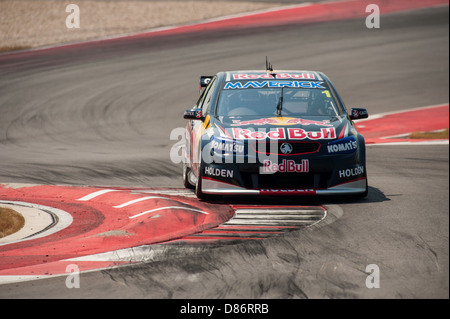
[232,127,336,140]
[231,117,332,127]
[262,159,309,173]
[232,73,316,80]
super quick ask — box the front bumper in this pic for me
[201,149,367,196]
[200,133,367,196]
[202,175,367,195]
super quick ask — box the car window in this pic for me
[216,81,342,117]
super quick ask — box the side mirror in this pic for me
[349,108,369,120]
[184,108,203,120]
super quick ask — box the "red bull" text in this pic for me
[232,127,336,140]
[262,159,309,173]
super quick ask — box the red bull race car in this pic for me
[183,68,369,199]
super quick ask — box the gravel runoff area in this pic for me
[0,0,288,51]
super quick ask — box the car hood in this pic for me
[213,115,348,141]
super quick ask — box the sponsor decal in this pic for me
[211,140,244,154]
[279,143,293,154]
[262,159,309,173]
[223,81,325,90]
[232,127,285,140]
[260,189,316,195]
[287,127,336,140]
[327,136,358,154]
[339,165,365,178]
[204,166,234,178]
[232,127,336,140]
[231,117,332,127]
[233,73,316,80]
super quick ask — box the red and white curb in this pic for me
[0,185,329,285]
[356,104,449,145]
[0,185,234,281]
[0,201,73,245]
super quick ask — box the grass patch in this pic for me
[409,128,449,139]
[0,207,25,238]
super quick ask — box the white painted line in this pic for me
[66,243,192,263]
[234,209,324,215]
[77,189,119,201]
[113,196,167,208]
[131,189,196,197]
[0,275,54,285]
[223,208,326,226]
[367,140,449,146]
[129,206,209,219]
[224,219,314,225]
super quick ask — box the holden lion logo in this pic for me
[280,143,293,154]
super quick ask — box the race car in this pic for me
[183,68,369,199]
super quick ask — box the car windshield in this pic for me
[216,81,343,117]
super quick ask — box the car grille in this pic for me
[250,141,321,156]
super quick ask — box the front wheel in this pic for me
[349,177,368,199]
[359,177,369,198]
[195,161,220,200]
[195,161,209,199]
[183,163,195,189]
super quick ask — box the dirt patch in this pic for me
[0,207,25,238]
[0,0,285,51]
[409,128,449,139]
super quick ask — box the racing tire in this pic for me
[352,142,368,199]
[195,161,209,200]
[195,161,219,200]
[350,176,368,199]
[359,177,369,198]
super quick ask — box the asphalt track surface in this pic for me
[0,5,448,299]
